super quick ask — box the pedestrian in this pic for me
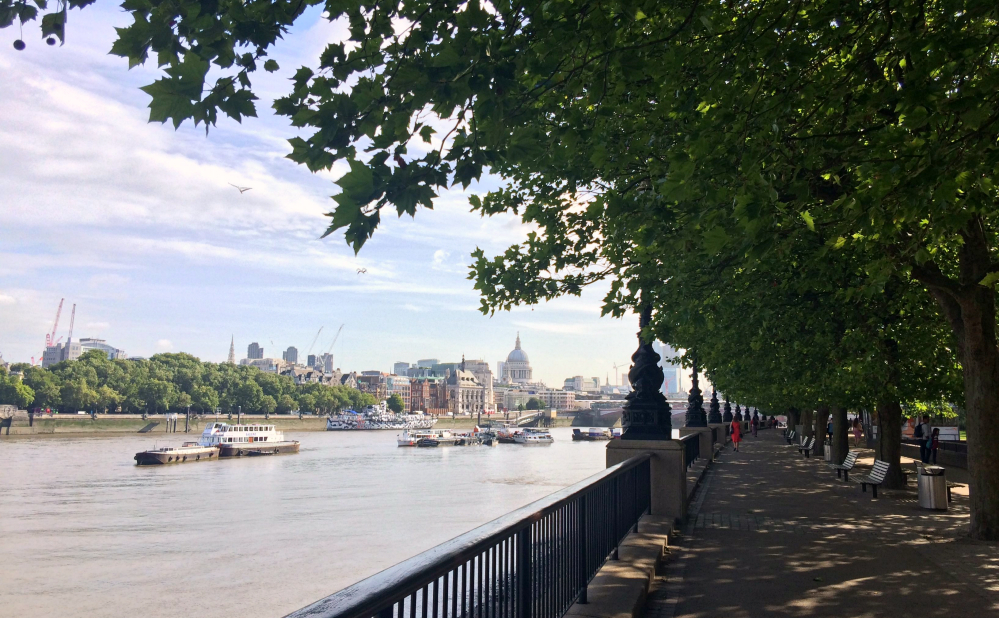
[731,418,742,452]
[852,418,863,447]
[916,415,933,463]
[751,413,759,437]
[928,428,940,465]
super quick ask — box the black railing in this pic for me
[288,454,652,618]
[680,433,699,469]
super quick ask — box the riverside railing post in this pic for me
[518,528,531,618]
[578,494,588,604]
[612,477,620,560]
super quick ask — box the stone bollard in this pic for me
[607,439,688,526]
[679,426,714,463]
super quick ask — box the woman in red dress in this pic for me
[731,418,742,452]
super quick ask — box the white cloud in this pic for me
[0,294,16,305]
[156,339,173,351]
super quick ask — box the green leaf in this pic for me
[263,59,279,72]
[801,211,815,232]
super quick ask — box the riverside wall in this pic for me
[0,413,574,438]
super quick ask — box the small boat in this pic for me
[514,428,554,445]
[572,427,612,441]
[495,426,521,444]
[134,442,218,465]
[417,438,440,447]
[398,429,453,447]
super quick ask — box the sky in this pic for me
[0,6,668,388]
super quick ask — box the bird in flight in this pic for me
[357,268,367,275]
[229,183,252,194]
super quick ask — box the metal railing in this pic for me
[287,454,652,618]
[680,433,699,469]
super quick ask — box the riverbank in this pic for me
[0,414,574,438]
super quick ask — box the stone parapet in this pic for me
[607,439,687,525]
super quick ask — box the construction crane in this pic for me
[612,361,629,386]
[67,304,76,343]
[45,298,64,348]
[324,324,344,367]
[305,326,324,357]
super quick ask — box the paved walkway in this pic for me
[646,429,998,617]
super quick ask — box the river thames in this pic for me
[0,427,607,618]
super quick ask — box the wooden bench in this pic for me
[798,436,816,457]
[947,482,965,504]
[828,451,859,481]
[784,430,797,445]
[854,460,890,498]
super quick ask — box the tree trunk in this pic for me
[875,399,906,489]
[831,406,849,465]
[801,409,814,443]
[913,219,999,539]
[787,407,800,430]
[814,405,830,456]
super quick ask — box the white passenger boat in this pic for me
[199,422,300,458]
[397,429,454,446]
[514,428,554,445]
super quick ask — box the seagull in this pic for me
[357,268,367,275]
[229,183,252,194]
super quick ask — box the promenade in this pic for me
[647,430,998,617]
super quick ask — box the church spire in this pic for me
[515,332,521,350]
[227,336,236,364]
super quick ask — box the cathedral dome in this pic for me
[506,333,529,363]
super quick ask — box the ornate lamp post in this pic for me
[707,388,722,424]
[684,354,708,427]
[620,306,672,440]
[723,397,733,422]
[734,404,742,422]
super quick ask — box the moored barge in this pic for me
[134,422,300,465]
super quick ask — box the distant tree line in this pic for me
[1,350,377,415]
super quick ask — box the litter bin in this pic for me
[918,466,948,510]
[824,442,832,461]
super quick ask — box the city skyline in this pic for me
[0,5,641,387]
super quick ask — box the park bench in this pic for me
[798,436,816,457]
[784,430,797,445]
[827,451,859,481]
[947,482,965,504]
[854,460,890,498]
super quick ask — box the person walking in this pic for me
[928,428,940,465]
[751,413,759,437]
[731,418,742,452]
[852,418,863,447]
[916,415,932,463]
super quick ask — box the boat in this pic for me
[398,429,454,447]
[134,422,300,465]
[572,427,612,441]
[495,426,522,444]
[133,441,219,465]
[417,437,440,447]
[514,428,554,445]
[203,422,301,458]
[328,405,438,430]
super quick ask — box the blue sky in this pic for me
[0,6,656,386]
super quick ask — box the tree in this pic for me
[525,398,542,411]
[297,393,316,415]
[277,394,296,414]
[95,385,120,414]
[0,373,35,409]
[260,395,277,416]
[386,394,405,414]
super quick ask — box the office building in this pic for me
[393,361,411,376]
[42,338,126,368]
[247,342,263,359]
[416,358,439,369]
[282,346,298,364]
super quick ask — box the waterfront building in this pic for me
[500,333,533,384]
[42,338,127,367]
[339,371,359,389]
[563,376,602,393]
[446,359,487,416]
[247,342,263,360]
[409,377,449,415]
[356,373,388,400]
[283,346,299,364]
[280,365,324,385]
[385,374,412,411]
[461,359,495,413]
[393,361,411,376]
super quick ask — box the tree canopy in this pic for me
[6,0,999,538]
[5,350,375,414]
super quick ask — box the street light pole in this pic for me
[684,353,707,427]
[620,306,671,440]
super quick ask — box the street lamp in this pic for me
[723,397,733,423]
[707,388,722,424]
[684,353,707,427]
[620,306,672,440]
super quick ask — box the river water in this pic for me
[0,428,608,618]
